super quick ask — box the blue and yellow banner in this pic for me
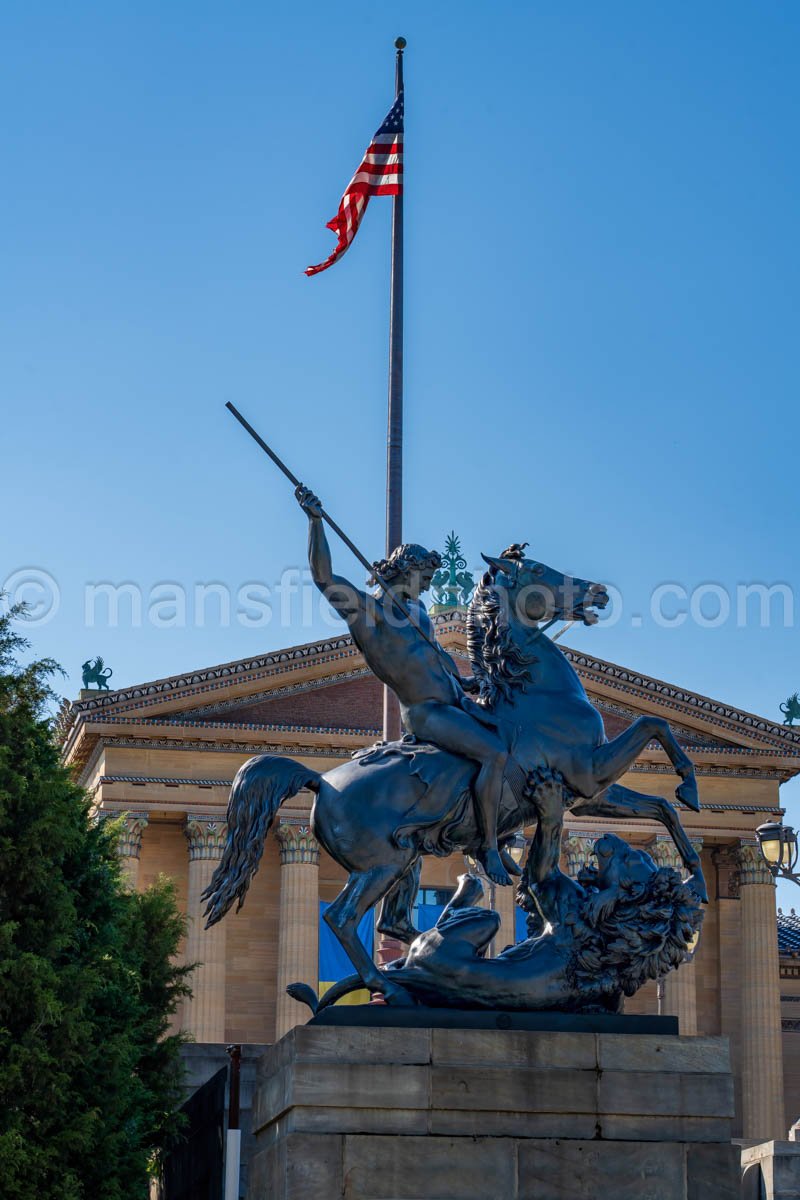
[318,901,375,1005]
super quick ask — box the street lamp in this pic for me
[504,832,528,868]
[756,821,800,883]
[464,832,528,876]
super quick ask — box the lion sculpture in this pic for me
[291,831,704,1016]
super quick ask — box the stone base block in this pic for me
[742,1141,800,1199]
[249,1025,739,1199]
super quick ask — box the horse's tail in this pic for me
[203,754,321,927]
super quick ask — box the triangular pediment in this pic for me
[59,612,800,780]
[185,670,384,734]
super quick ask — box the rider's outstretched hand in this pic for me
[295,484,323,519]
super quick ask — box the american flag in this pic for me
[305,92,404,277]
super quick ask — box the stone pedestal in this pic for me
[741,1141,800,1199]
[249,1023,739,1199]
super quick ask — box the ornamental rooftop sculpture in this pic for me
[81,656,113,691]
[430,532,476,610]
[781,693,800,727]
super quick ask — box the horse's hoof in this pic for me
[690,866,709,904]
[676,779,700,812]
[383,982,417,1007]
[376,922,420,944]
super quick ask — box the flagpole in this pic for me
[383,35,406,743]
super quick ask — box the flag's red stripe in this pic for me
[367,140,402,154]
[306,105,403,275]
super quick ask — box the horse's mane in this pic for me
[567,867,703,999]
[466,572,537,704]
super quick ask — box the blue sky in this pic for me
[2,2,798,894]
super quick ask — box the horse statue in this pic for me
[290,821,704,1017]
[204,548,705,1006]
[781,693,800,727]
[81,656,113,691]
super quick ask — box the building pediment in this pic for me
[59,611,800,781]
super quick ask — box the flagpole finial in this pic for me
[395,36,406,50]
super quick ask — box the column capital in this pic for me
[562,831,596,879]
[736,840,776,888]
[184,815,228,861]
[649,835,703,873]
[276,822,320,866]
[117,812,149,859]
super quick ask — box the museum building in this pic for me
[57,608,800,1142]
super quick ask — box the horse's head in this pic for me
[481,551,609,627]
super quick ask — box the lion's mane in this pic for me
[567,866,704,1000]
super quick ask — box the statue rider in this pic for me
[296,485,522,886]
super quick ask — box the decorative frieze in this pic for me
[117,812,149,859]
[184,815,228,861]
[276,822,320,866]
[736,841,776,889]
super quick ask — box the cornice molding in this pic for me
[562,647,800,754]
[58,619,800,779]
[103,774,232,788]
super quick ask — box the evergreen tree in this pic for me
[0,605,191,1198]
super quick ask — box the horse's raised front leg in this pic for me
[324,864,416,1005]
[590,717,699,811]
[572,783,707,902]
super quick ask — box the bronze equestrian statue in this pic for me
[296,483,524,887]
[204,533,705,1007]
[289,776,704,1015]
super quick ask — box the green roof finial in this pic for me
[781,693,800,727]
[430,532,475,610]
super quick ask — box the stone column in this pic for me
[649,836,703,1036]
[182,815,228,1043]
[275,822,320,1040]
[116,812,148,890]
[736,841,785,1140]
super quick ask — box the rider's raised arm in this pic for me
[297,486,367,624]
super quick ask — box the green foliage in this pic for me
[0,604,191,1199]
